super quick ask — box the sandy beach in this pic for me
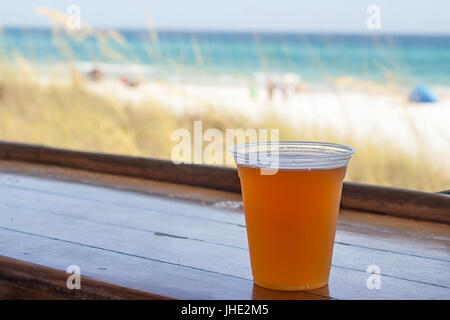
[81,78,450,173]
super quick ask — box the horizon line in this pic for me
[1,25,449,37]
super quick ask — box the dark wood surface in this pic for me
[0,160,449,299]
[0,141,449,223]
[0,256,169,300]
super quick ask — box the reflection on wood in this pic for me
[252,284,330,300]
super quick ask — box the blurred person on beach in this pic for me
[266,77,275,100]
[86,68,104,82]
[120,75,141,88]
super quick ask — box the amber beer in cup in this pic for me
[230,142,354,291]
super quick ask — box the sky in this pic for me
[1,0,449,34]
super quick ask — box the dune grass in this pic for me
[0,69,448,192]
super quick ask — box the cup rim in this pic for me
[229,141,355,170]
[230,141,355,157]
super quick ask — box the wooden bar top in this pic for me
[0,159,449,300]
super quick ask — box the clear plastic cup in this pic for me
[230,141,355,291]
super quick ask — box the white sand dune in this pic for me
[84,79,450,172]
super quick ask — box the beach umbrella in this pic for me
[408,85,438,103]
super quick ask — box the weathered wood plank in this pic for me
[0,278,63,299]
[0,230,324,300]
[1,173,448,261]
[1,171,449,297]
[0,256,169,300]
[0,142,449,223]
[0,203,253,280]
[1,227,448,299]
[0,159,244,207]
[341,182,450,224]
[1,196,449,290]
[0,141,240,193]
[0,172,244,226]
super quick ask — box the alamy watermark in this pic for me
[366,264,381,289]
[171,120,280,174]
[66,5,81,31]
[366,5,381,30]
[66,265,81,290]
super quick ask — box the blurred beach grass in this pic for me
[0,66,448,192]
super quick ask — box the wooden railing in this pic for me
[0,141,448,224]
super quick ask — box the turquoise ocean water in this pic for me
[1,28,449,86]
